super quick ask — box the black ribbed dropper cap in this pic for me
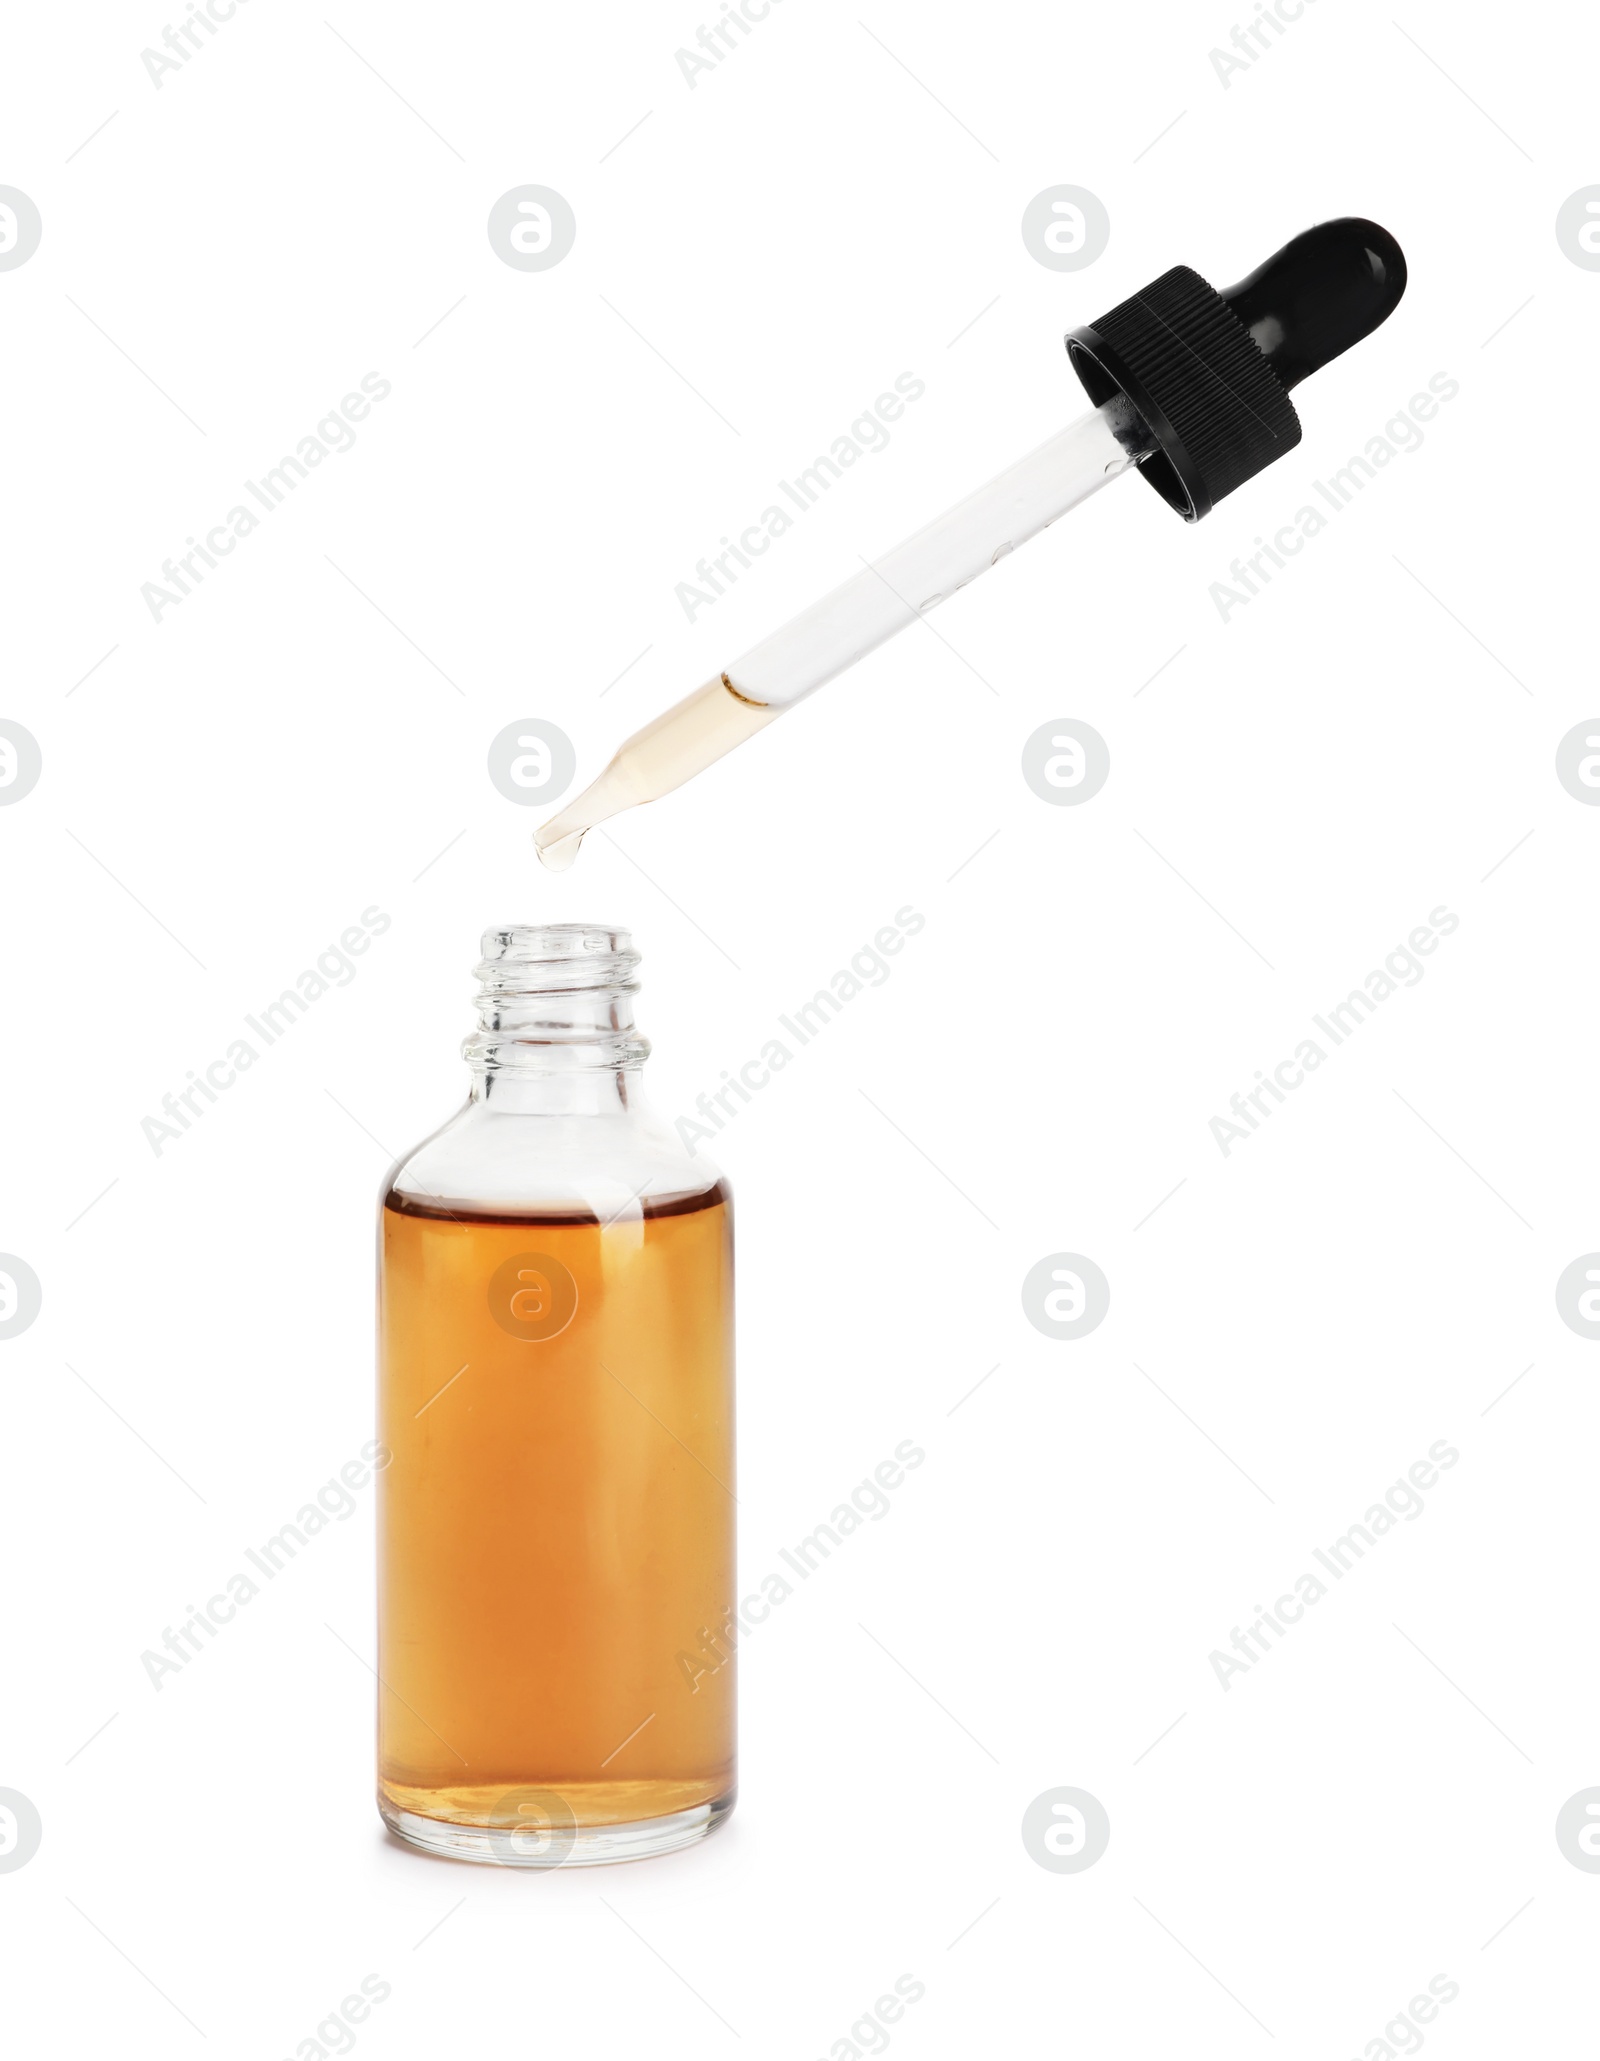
[1065,218,1406,520]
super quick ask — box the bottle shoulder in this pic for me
[383,1097,728,1223]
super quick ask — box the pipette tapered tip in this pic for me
[534,829,584,872]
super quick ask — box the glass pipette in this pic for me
[537,218,1406,870]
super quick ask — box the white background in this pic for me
[4,0,1598,2052]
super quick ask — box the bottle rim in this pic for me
[464,924,650,1073]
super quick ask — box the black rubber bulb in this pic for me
[1220,218,1407,392]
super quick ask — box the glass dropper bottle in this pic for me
[536,218,1406,871]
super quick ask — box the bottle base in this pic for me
[379,1788,735,1868]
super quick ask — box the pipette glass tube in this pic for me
[534,396,1155,870]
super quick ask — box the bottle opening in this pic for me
[464,924,650,1074]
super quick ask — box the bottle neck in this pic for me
[469,1069,641,1115]
[463,925,650,1116]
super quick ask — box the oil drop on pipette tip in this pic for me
[535,830,583,873]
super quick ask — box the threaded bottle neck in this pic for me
[463,925,651,1078]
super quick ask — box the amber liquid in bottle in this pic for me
[377,1181,735,1848]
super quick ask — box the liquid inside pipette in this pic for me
[535,397,1153,870]
[535,675,782,870]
